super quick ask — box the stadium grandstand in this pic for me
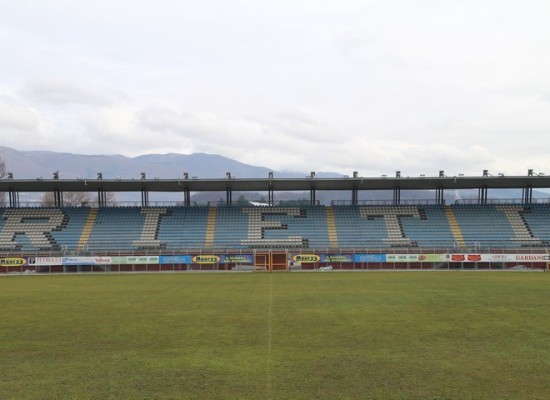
[1,170,550,272]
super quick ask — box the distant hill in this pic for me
[0,145,547,204]
[0,145,340,204]
[0,145,343,179]
[0,146,277,180]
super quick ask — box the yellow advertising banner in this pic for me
[292,254,321,263]
[192,255,221,264]
[0,257,26,267]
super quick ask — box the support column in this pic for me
[268,173,274,206]
[393,187,401,205]
[54,189,63,207]
[522,186,533,204]
[141,189,149,207]
[183,189,191,206]
[226,189,232,206]
[352,187,358,206]
[98,189,107,207]
[478,186,488,204]
[435,187,444,205]
[8,189,19,208]
[310,188,316,205]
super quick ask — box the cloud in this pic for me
[0,0,549,179]
[138,107,262,146]
[0,99,38,132]
[79,106,178,153]
[264,109,338,143]
[23,77,114,106]
[136,106,341,167]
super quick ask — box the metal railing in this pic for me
[2,240,549,259]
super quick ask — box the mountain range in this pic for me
[0,145,546,204]
[0,145,302,180]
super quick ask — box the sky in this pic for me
[1,0,550,177]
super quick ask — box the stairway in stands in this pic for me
[496,205,541,245]
[325,207,339,248]
[77,208,98,251]
[444,206,466,247]
[204,207,217,248]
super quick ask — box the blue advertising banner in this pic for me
[353,254,387,263]
[220,254,254,264]
[159,255,193,264]
[321,254,354,263]
[159,254,254,264]
[62,257,96,265]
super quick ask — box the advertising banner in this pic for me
[353,254,386,263]
[62,257,96,265]
[321,254,354,263]
[123,256,160,265]
[0,257,27,267]
[220,254,254,264]
[61,256,113,265]
[419,254,447,262]
[512,254,550,262]
[386,254,446,263]
[159,255,193,265]
[26,257,62,266]
[93,256,112,265]
[292,254,321,263]
[447,254,550,263]
[192,255,220,264]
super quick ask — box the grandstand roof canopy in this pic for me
[1,174,549,192]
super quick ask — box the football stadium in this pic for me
[1,170,550,272]
[2,171,550,399]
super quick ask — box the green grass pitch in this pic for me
[1,271,550,399]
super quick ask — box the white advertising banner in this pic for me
[124,256,160,265]
[62,257,97,265]
[61,256,112,265]
[27,257,63,266]
[447,254,550,263]
[386,254,447,263]
[93,256,112,265]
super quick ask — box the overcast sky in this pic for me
[1,0,550,177]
